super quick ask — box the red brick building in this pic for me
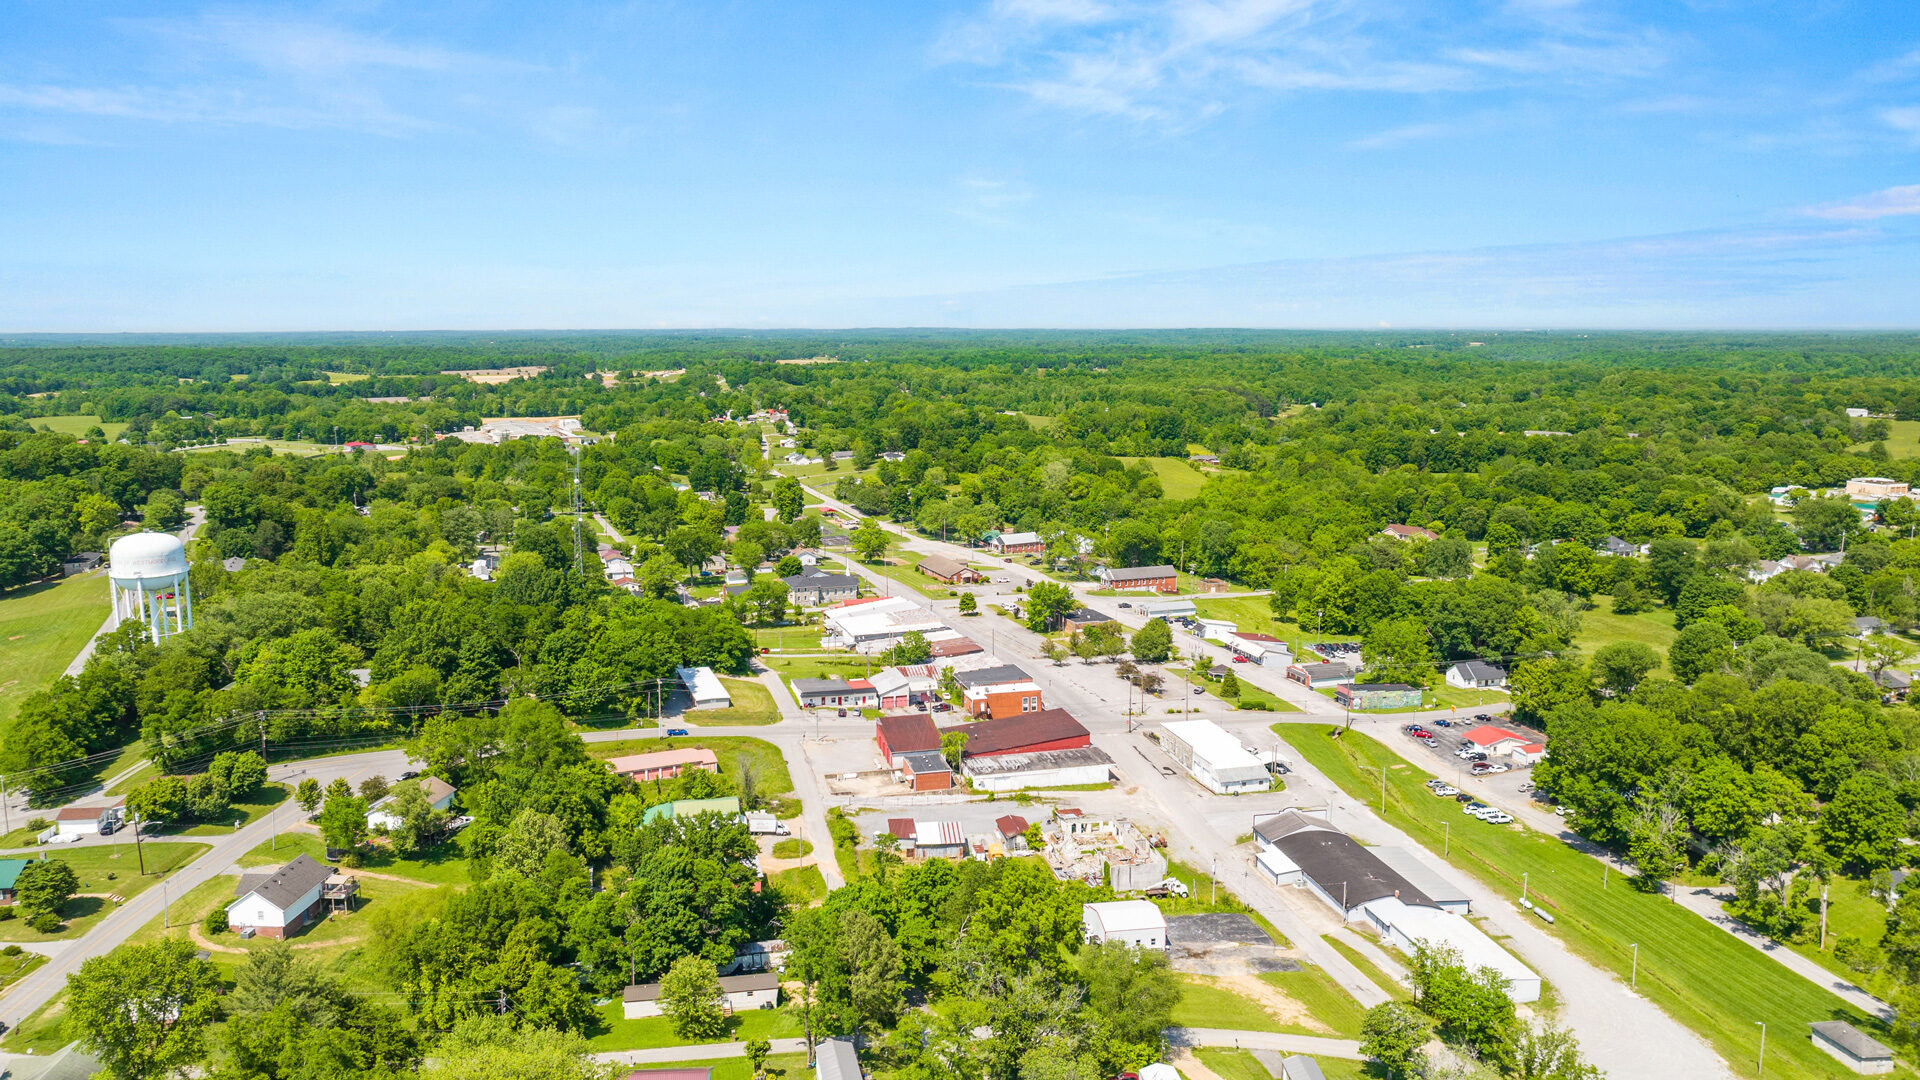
[953,709,1090,758]
[875,713,941,768]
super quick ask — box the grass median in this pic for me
[1279,723,1884,1080]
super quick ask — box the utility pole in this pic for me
[133,816,147,875]
[1437,820,1449,855]
[1820,882,1830,950]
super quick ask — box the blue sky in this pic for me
[2,1,1919,330]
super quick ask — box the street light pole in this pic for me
[1756,1022,1767,1078]
[1630,943,1639,988]
[1438,820,1450,855]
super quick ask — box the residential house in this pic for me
[604,556,634,579]
[61,552,103,576]
[0,859,29,904]
[1854,616,1887,638]
[1096,564,1179,593]
[1082,900,1167,949]
[869,665,938,710]
[1381,524,1440,542]
[876,713,942,767]
[1597,536,1644,557]
[996,815,1032,850]
[783,571,861,607]
[1445,660,1508,689]
[886,817,917,854]
[605,748,719,783]
[623,973,779,1019]
[1335,683,1423,710]
[53,802,123,840]
[830,450,854,462]
[916,555,982,584]
[989,531,1045,554]
[227,855,336,939]
[879,451,906,462]
[815,1039,862,1080]
[791,677,878,710]
[366,776,456,831]
[1200,577,1233,593]
[1874,669,1912,698]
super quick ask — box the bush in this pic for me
[29,912,62,934]
[1,944,20,956]
[203,908,228,935]
[0,907,14,921]
[1836,935,1883,974]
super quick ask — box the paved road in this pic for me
[0,749,407,1027]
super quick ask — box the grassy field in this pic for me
[1195,1049,1368,1080]
[592,1053,810,1080]
[1170,665,1300,713]
[1322,934,1411,1001]
[1192,596,1297,640]
[321,370,369,383]
[1280,723,1885,1079]
[31,414,129,440]
[1117,456,1211,499]
[1572,600,1678,667]
[178,438,339,457]
[686,677,781,726]
[1777,871,1904,1002]
[240,829,478,886]
[765,655,887,683]
[1869,419,1920,459]
[585,999,801,1051]
[847,555,942,598]
[585,736,795,807]
[0,573,110,724]
[751,623,824,651]
[771,864,827,904]
[1169,974,1285,1032]
[167,783,291,836]
[0,841,209,942]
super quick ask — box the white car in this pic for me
[1485,763,1511,774]
[1482,811,1514,824]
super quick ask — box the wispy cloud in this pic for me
[1347,120,1451,149]
[939,0,1673,127]
[1805,184,1920,221]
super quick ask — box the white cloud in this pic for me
[1884,106,1920,137]
[1805,184,1920,221]
[1347,120,1451,149]
[940,0,1670,128]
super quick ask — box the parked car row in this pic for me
[1425,778,1461,798]
[1464,802,1514,824]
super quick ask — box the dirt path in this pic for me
[189,923,364,954]
[1215,973,1331,1035]
[1169,1048,1226,1080]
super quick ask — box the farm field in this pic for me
[30,414,129,440]
[0,573,110,724]
[1282,724,1886,1080]
[1117,456,1211,499]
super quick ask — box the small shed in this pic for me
[815,1038,862,1080]
[1810,1021,1896,1074]
[1280,1056,1328,1080]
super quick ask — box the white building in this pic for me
[1159,720,1273,794]
[677,665,732,709]
[1224,632,1291,666]
[366,776,456,832]
[1082,900,1168,949]
[227,855,335,939]
[962,747,1115,792]
[821,596,947,651]
[622,972,779,1019]
[1360,897,1540,1003]
[1444,660,1508,689]
[52,802,123,840]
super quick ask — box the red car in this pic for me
[1231,655,1249,663]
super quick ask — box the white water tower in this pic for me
[108,532,193,641]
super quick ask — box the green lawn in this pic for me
[31,414,129,440]
[1261,965,1370,1038]
[1777,871,1905,1002]
[751,623,824,651]
[766,655,887,684]
[0,840,209,942]
[0,573,110,724]
[1572,600,1678,668]
[1170,665,1300,713]
[1117,456,1211,499]
[166,783,291,836]
[684,677,781,726]
[1322,934,1411,1001]
[239,829,478,886]
[584,999,801,1050]
[1,993,74,1054]
[598,1054,810,1080]
[1192,597,1296,640]
[1169,975,1283,1033]
[0,949,46,993]
[321,370,369,383]
[585,736,795,803]
[1281,724,1887,1079]
[771,864,827,904]
[1193,1048,1273,1080]
[1873,418,1920,460]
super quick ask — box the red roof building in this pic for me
[875,714,941,768]
[951,709,1090,758]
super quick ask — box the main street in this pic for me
[791,476,1737,1077]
